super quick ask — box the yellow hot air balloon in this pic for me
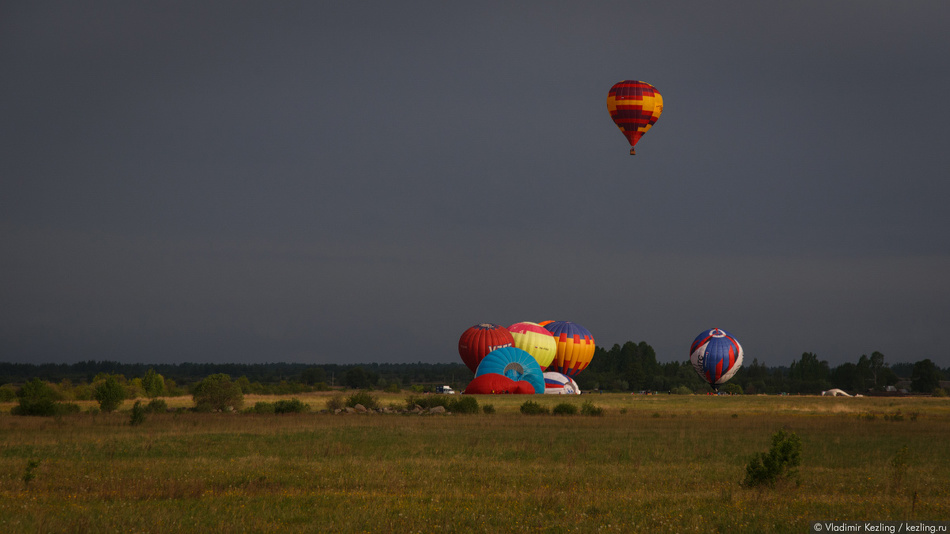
[507,322,557,370]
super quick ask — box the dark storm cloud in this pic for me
[2,2,949,366]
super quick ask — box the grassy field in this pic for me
[1,393,948,533]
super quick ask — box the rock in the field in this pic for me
[429,406,446,414]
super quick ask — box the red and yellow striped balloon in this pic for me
[607,80,663,155]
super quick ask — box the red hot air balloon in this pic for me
[458,323,514,374]
[607,80,663,155]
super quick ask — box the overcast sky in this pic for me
[3,2,949,369]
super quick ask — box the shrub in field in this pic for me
[245,401,275,414]
[0,384,17,402]
[94,376,127,413]
[520,400,549,415]
[325,395,347,411]
[482,404,495,414]
[581,400,604,416]
[346,390,378,410]
[671,386,693,395]
[405,394,449,411]
[743,429,802,488]
[22,460,40,486]
[447,396,479,414]
[274,398,309,414]
[129,401,146,426]
[934,388,947,397]
[144,399,168,413]
[12,378,77,416]
[552,403,578,415]
[142,369,166,398]
[192,374,244,412]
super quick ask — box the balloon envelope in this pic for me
[458,323,514,374]
[543,321,596,377]
[607,80,663,155]
[689,328,744,387]
[543,371,581,394]
[464,373,537,394]
[474,347,545,394]
[508,322,557,370]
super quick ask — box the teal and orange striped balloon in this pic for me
[607,80,663,155]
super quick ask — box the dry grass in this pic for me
[0,394,947,532]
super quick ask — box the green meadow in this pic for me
[1,394,948,533]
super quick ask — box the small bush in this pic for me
[933,387,947,397]
[447,396,479,414]
[22,460,40,486]
[405,394,449,411]
[482,404,495,414]
[325,395,346,411]
[552,403,578,415]
[129,401,146,426]
[671,386,693,395]
[12,378,77,416]
[346,390,378,410]
[520,400,549,415]
[274,398,309,414]
[144,399,168,413]
[581,400,604,416]
[192,374,244,412]
[94,375,127,413]
[247,402,276,414]
[0,385,17,402]
[743,429,803,488]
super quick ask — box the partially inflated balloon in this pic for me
[508,322,557,370]
[543,371,581,395]
[689,328,744,389]
[543,321,596,377]
[458,323,514,374]
[474,347,545,394]
[464,373,537,394]
[607,80,663,155]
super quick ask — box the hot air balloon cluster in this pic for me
[459,321,595,394]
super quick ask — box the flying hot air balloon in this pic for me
[543,321,596,377]
[458,323,514,374]
[607,80,663,155]
[689,328,744,390]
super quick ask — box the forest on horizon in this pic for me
[1,341,946,397]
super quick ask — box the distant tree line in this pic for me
[0,344,946,398]
[578,343,947,395]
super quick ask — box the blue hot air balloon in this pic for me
[689,328,744,390]
[474,347,545,394]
